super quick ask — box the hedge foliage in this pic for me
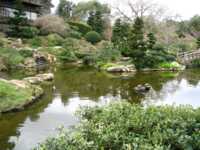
[36,102,200,150]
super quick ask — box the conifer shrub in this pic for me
[85,31,101,44]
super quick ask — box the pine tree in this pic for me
[87,10,104,35]
[147,32,157,50]
[129,17,146,68]
[112,18,122,44]
[9,1,28,37]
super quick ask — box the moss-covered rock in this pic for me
[0,78,43,113]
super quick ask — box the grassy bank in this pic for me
[36,102,200,150]
[0,80,43,113]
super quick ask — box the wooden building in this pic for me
[0,0,53,32]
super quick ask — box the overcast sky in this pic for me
[52,0,200,20]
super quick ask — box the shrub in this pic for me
[68,21,92,35]
[159,62,184,69]
[33,15,69,37]
[0,48,25,67]
[36,102,200,150]
[191,59,200,68]
[28,36,43,47]
[69,30,82,39]
[59,41,77,62]
[82,54,98,66]
[19,49,34,58]
[46,34,64,47]
[19,27,39,38]
[85,31,101,44]
[97,42,121,62]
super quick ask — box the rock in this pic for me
[134,83,152,93]
[24,58,37,68]
[23,73,54,84]
[121,57,131,61]
[0,78,43,113]
[33,51,56,65]
[107,65,135,73]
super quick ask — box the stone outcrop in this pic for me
[107,65,136,73]
[0,78,44,113]
[23,73,54,84]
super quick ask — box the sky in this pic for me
[52,0,200,20]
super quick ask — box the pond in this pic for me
[0,65,200,150]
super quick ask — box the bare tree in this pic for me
[114,0,167,21]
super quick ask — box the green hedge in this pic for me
[85,31,101,44]
[36,102,200,150]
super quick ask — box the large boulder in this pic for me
[23,57,37,68]
[23,73,54,84]
[33,51,56,65]
[107,65,135,73]
[0,78,43,113]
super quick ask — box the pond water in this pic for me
[0,65,200,150]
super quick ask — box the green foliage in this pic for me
[82,54,98,66]
[73,0,110,20]
[58,41,77,62]
[36,102,200,150]
[18,49,34,58]
[29,36,43,47]
[87,10,104,34]
[56,0,75,19]
[8,3,38,38]
[68,21,92,35]
[112,19,130,56]
[128,17,147,69]
[0,48,25,67]
[85,31,101,44]
[97,42,121,63]
[46,34,64,46]
[69,30,82,39]
[191,59,200,68]
[18,27,39,39]
[159,62,183,69]
[196,36,200,49]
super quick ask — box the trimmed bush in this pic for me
[68,21,92,35]
[85,31,101,44]
[36,102,200,150]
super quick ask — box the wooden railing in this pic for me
[177,50,200,64]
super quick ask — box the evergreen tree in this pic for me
[9,1,28,37]
[129,17,146,69]
[112,19,122,44]
[112,18,131,55]
[87,10,104,35]
[56,0,74,19]
[147,32,157,49]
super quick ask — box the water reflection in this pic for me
[0,67,200,150]
[143,79,200,108]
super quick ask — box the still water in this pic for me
[0,66,200,150]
